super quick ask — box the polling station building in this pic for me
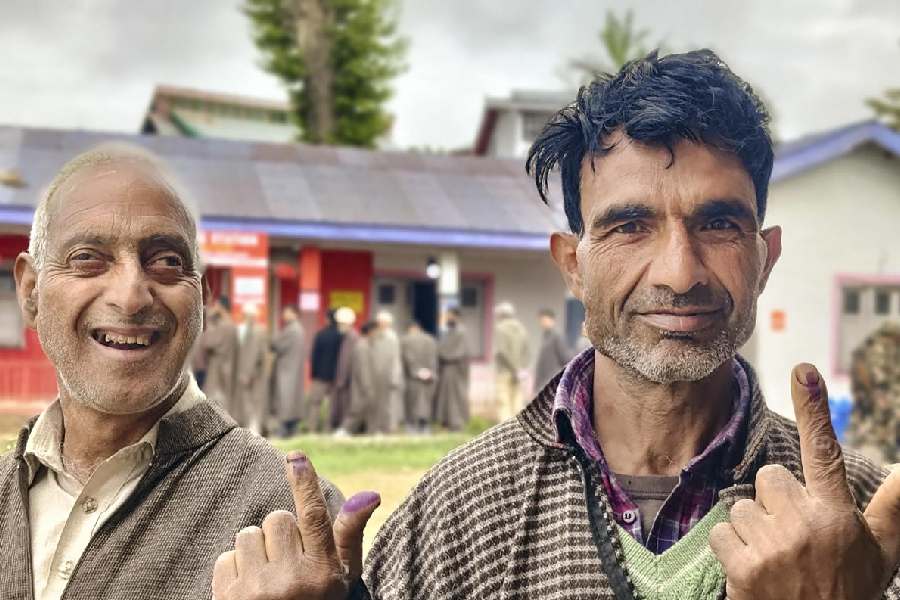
[0,125,573,416]
[2,120,900,420]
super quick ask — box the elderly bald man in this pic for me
[0,144,347,600]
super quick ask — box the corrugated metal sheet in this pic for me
[0,125,562,237]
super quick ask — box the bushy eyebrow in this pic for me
[591,203,657,231]
[692,198,756,224]
[56,232,194,267]
[589,198,757,232]
[57,233,115,254]
[140,234,196,268]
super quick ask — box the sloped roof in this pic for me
[772,120,900,182]
[149,84,290,113]
[0,126,566,250]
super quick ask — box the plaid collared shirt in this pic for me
[552,348,750,554]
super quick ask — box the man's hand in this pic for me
[709,363,900,600]
[212,452,380,600]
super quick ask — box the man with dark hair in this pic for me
[434,307,471,431]
[306,310,344,432]
[534,307,572,387]
[340,320,378,434]
[215,50,900,600]
[400,320,438,433]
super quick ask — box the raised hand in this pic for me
[709,363,900,600]
[212,452,380,600]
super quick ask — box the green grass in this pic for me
[271,419,494,552]
[271,430,479,477]
[0,413,492,553]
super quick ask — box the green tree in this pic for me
[866,40,900,130]
[244,0,406,147]
[869,90,900,129]
[568,9,662,83]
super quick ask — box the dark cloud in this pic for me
[0,0,897,148]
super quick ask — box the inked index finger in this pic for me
[285,451,339,561]
[790,363,852,504]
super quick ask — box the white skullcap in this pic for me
[334,306,356,325]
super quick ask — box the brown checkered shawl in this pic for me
[363,357,900,599]
[0,400,344,600]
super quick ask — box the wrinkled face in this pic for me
[21,163,203,414]
[551,135,781,383]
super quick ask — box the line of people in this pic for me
[192,298,474,437]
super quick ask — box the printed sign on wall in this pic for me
[199,230,269,323]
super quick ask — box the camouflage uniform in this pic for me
[847,322,900,464]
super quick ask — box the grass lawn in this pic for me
[1,414,486,554]
[272,430,479,553]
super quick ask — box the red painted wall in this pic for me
[0,234,57,408]
[320,249,373,326]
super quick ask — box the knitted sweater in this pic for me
[0,400,344,600]
[363,357,900,599]
[618,501,728,600]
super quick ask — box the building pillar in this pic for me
[438,251,460,316]
[299,246,323,331]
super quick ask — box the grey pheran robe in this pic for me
[271,320,306,422]
[401,329,438,424]
[236,322,269,430]
[434,325,470,430]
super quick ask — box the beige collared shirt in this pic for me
[24,376,204,600]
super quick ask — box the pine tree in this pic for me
[244,0,406,147]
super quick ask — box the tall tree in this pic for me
[568,9,661,83]
[245,0,406,147]
[866,40,900,130]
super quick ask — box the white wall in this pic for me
[486,110,524,158]
[751,145,900,417]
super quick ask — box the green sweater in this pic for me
[618,501,728,600]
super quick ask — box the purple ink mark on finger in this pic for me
[287,453,309,477]
[341,491,381,514]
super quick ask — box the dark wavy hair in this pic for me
[526,49,774,235]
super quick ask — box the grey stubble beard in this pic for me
[584,292,758,384]
[39,301,203,416]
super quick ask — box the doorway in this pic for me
[410,280,438,335]
[371,276,438,336]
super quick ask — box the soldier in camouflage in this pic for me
[848,321,900,465]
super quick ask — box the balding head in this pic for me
[29,142,201,272]
[14,142,207,417]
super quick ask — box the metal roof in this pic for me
[772,120,900,182]
[3,120,893,248]
[0,126,566,250]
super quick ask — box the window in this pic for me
[837,283,900,372]
[875,290,891,315]
[461,286,479,308]
[843,288,860,314]
[377,284,395,305]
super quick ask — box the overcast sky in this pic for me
[0,0,898,150]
